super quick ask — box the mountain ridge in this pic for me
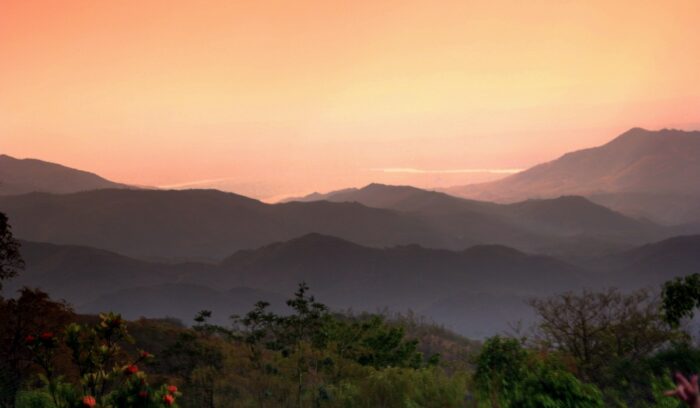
[0,154,131,195]
[442,128,700,224]
[0,185,669,260]
[9,233,700,338]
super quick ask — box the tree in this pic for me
[511,360,603,408]
[0,288,74,408]
[662,274,700,328]
[0,212,24,293]
[473,336,528,407]
[22,311,182,408]
[473,336,603,408]
[529,289,678,383]
[324,315,424,370]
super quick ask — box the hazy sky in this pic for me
[2,0,700,200]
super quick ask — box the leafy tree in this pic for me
[473,336,603,408]
[0,212,24,293]
[473,336,528,407]
[21,312,181,407]
[662,274,700,328]
[511,360,603,408]
[0,289,74,408]
[324,315,424,369]
[159,330,224,408]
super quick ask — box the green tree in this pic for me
[473,336,603,408]
[511,360,603,408]
[0,212,24,293]
[473,336,528,407]
[21,312,181,408]
[0,289,74,408]
[324,315,424,369]
[662,274,700,328]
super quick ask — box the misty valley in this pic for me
[2,128,700,407]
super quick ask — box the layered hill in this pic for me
[0,186,669,260]
[0,189,439,260]
[208,233,583,310]
[0,154,130,195]
[10,240,214,302]
[9,233,700,337]
[582,235,700,288]
[6,234,586,337]
[290,183,668,255]
[443,128,700,224]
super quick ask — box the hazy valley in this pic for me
[3,128,700,339]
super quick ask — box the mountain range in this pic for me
[0,185,676,261]
[0,154,130,195]
[443,128,700,224]
[5,233,700,338]
[2,127,700,338]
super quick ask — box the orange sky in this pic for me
[2,0,700,200]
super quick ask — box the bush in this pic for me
[15,390,54,408]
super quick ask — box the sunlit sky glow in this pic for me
[2,0,700,200]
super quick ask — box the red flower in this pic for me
[124,364,139,375]
[40,332,54,341]
[162,394,175,406]
[167,385,178,394]
[140,351,151,358]
[25,335,36,345]
[138,391,149,398]
[82,395,96,407]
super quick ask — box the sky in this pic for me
[2,0,700,200]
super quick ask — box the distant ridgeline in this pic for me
[1,128,700,339]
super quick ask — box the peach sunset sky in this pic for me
[2,0,700,200]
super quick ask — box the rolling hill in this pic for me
[290,183,667,254]
[443,128,700,224]
[0,154,130,195]
[209,233,584,310]
[582,235,700,288]
[5,235,583,337]
[0,189,441,261]
[0,186,669,261]
[7,233,700,338]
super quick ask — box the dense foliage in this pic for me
[0,212,24,292]
[4,283,698,408]
[662,274,700,327]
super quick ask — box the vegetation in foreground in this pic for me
[2,211,700,408]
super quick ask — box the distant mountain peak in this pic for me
[443,128,700,224]
[605,127,698,147]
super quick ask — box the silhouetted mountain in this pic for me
[292,183,498,215]
[588,192,700,225]
[584,235,700,288]
[504,195,656,236]
[11,233,700,338]
[0,189,441,260]
[443,128,700,224]
[289,183,666,254]
[204,233,584,313]
[8,234,584,337]
[5,240,284,325]
[0,154,130,195]
[7,240,215,302]
[1,185,672,261]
